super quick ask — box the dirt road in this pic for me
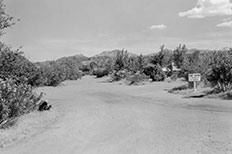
[2,76,232,154]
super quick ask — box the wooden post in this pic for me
[194,81,197,93]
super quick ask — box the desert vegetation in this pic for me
[0,1,42,127]
[1,0,232,130]
[0,1,81,128]
[86,45,232,96]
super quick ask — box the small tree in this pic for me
[137,54,145,73]
[206,50,232,92]
[173,44,187,68]
[151,45,165,66]
[113,49,129,71]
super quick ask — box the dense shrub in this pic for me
[150,45,165,67]
[38,62,65,86]
[36,60,82,86]
[0,44,41,86]
[206,50,232,92]
[0,78,42,126]
[56,58,83,80]
[181,50,212,82]
[127,54,145,74]
[92,57,113,74]
[93,68,109,78]
[113,50,129,71]
[144,64,165,81]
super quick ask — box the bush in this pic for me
[144,64,165,81]
[0,78,42,126]
[206,50,232,92]
[0,44,41,86]
[36,60,83,86]
[93,68,109,78]
[113,50,129,71]
[181,50,211,82]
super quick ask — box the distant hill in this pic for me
[35,54,89,69]
[35,48,215,69]
[57,54,89,62]
[92,49,137,59]
[144,49,173,57]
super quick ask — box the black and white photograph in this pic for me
[1,0,232,153]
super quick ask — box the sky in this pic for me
[2,0,232,62]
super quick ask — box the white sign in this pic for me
[188,73,201,82]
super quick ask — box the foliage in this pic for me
[93,68,109,78]
[144,64,165,81]
[149,45,173,78]
[173,44,187,69]
[206,49,232,92]
[36,56,84,86]
[56,58,83,80]
[150,45,165,66]
[111,50,145,81]
[91,57,114,75]
[127,55,145,73]
[0,78,42,126]
[113,49,129,71]
[110,70,128,82]
[0,0,15,36]
[137,54,145,72]
[0,43,42,86]
[38,62,66,86]
[181,50,212,82]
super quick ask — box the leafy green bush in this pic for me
[0,78,42,126]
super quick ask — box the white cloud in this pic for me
[223,17,232,22]
[149,24,167,30]
[179,0,232,18]
[217,20,232,27]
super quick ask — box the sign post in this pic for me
[188,73,201,93]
